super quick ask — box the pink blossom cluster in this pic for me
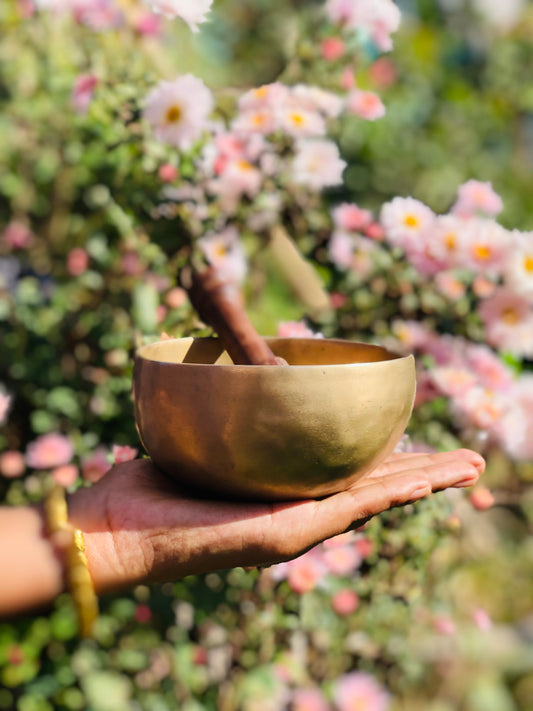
[379,182,533,359]
[34,0,207,34]
[271,530,371,595]
[325,0,401,52]
[328,201,384,271]
[280,671,390,711]
[391,322,533,460]
[34,0,124,31]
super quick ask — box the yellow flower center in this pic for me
[253,86,268,99]
[473,244,491,261]
[502,307,520,325]
[215,244,228,258]
[165,105,182,123]
[404,214,419,228]
[252,113,266,126]
[444,233,456,250]
[289,112,305,127]
[524,255,533,273]
[237,160,254,171]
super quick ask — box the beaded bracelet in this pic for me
[44,486,99,638]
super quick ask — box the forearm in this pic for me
[0,505,66,617]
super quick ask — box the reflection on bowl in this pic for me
[133,337,416,501]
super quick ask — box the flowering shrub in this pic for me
[1,1,533,710]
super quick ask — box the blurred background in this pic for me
[1,1,533,709]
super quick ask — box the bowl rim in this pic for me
[134,336,414,370]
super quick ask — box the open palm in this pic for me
[68,448,484,594]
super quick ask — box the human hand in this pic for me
[67,448,484,594]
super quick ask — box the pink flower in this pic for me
[67,247,89,276]
[291,688,331,711]
[287,554,325,594]
[2,221,34,250]
[292,139,346,191]
[133,11,161,36]
[72,73,98,114]
[433,615,456,636]
[328,231,355,270]
[331,589,359,616]
[364,223,384,240]
[465,344,514,391]
[452,179,503,218]
[165,286,188,309]
[112,444,138,464]
[121,250,145,276]
[26,433,74,470]
[472,275,497,298]
[73,0,124,32]
[369,58,397,88]
[52,464,79,487]
[325,0,401,52]
[469,486,495,511]
[434,272,466,300]
[472,607,493,631]
[321,37,345,61]
[143,75,214,149]
[144,0,213,31]
[158,163,179,182]
[0,451,26,479]
[0,392,11,425]
[322,545,362,576]
[458,218,508,276]
[332,203,373,232]
[207,158,263,211]
[340,67,356,90]
[332,671,390,711]
[354,536,373,559]
[345,89,385,121]
[478,288,533,357]
[277,321,322,338]
[82,447,112,482]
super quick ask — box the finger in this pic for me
[271,451,483,555]
[355,449,485,484]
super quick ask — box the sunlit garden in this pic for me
[1,0,533,709]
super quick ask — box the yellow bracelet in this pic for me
[44,486,99,638]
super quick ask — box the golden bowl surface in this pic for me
[133,337,415,501]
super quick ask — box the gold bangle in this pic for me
[44,486,99,638]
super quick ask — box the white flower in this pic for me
[503,230,533,296]
[198,226,247,285]
[292,139,346,191]
[144,0,213,31]
[143,75,213,149]
[276,107,326,138]
[380,196,435,252]
[325,0,401,51]
[290,85,344,118]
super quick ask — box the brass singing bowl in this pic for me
[133,337,416,501]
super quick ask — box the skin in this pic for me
[0,448,484,618]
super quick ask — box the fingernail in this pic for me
[408,483,431,501]
[454,476,478,488]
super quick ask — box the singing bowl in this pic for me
[133,337,416,501]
